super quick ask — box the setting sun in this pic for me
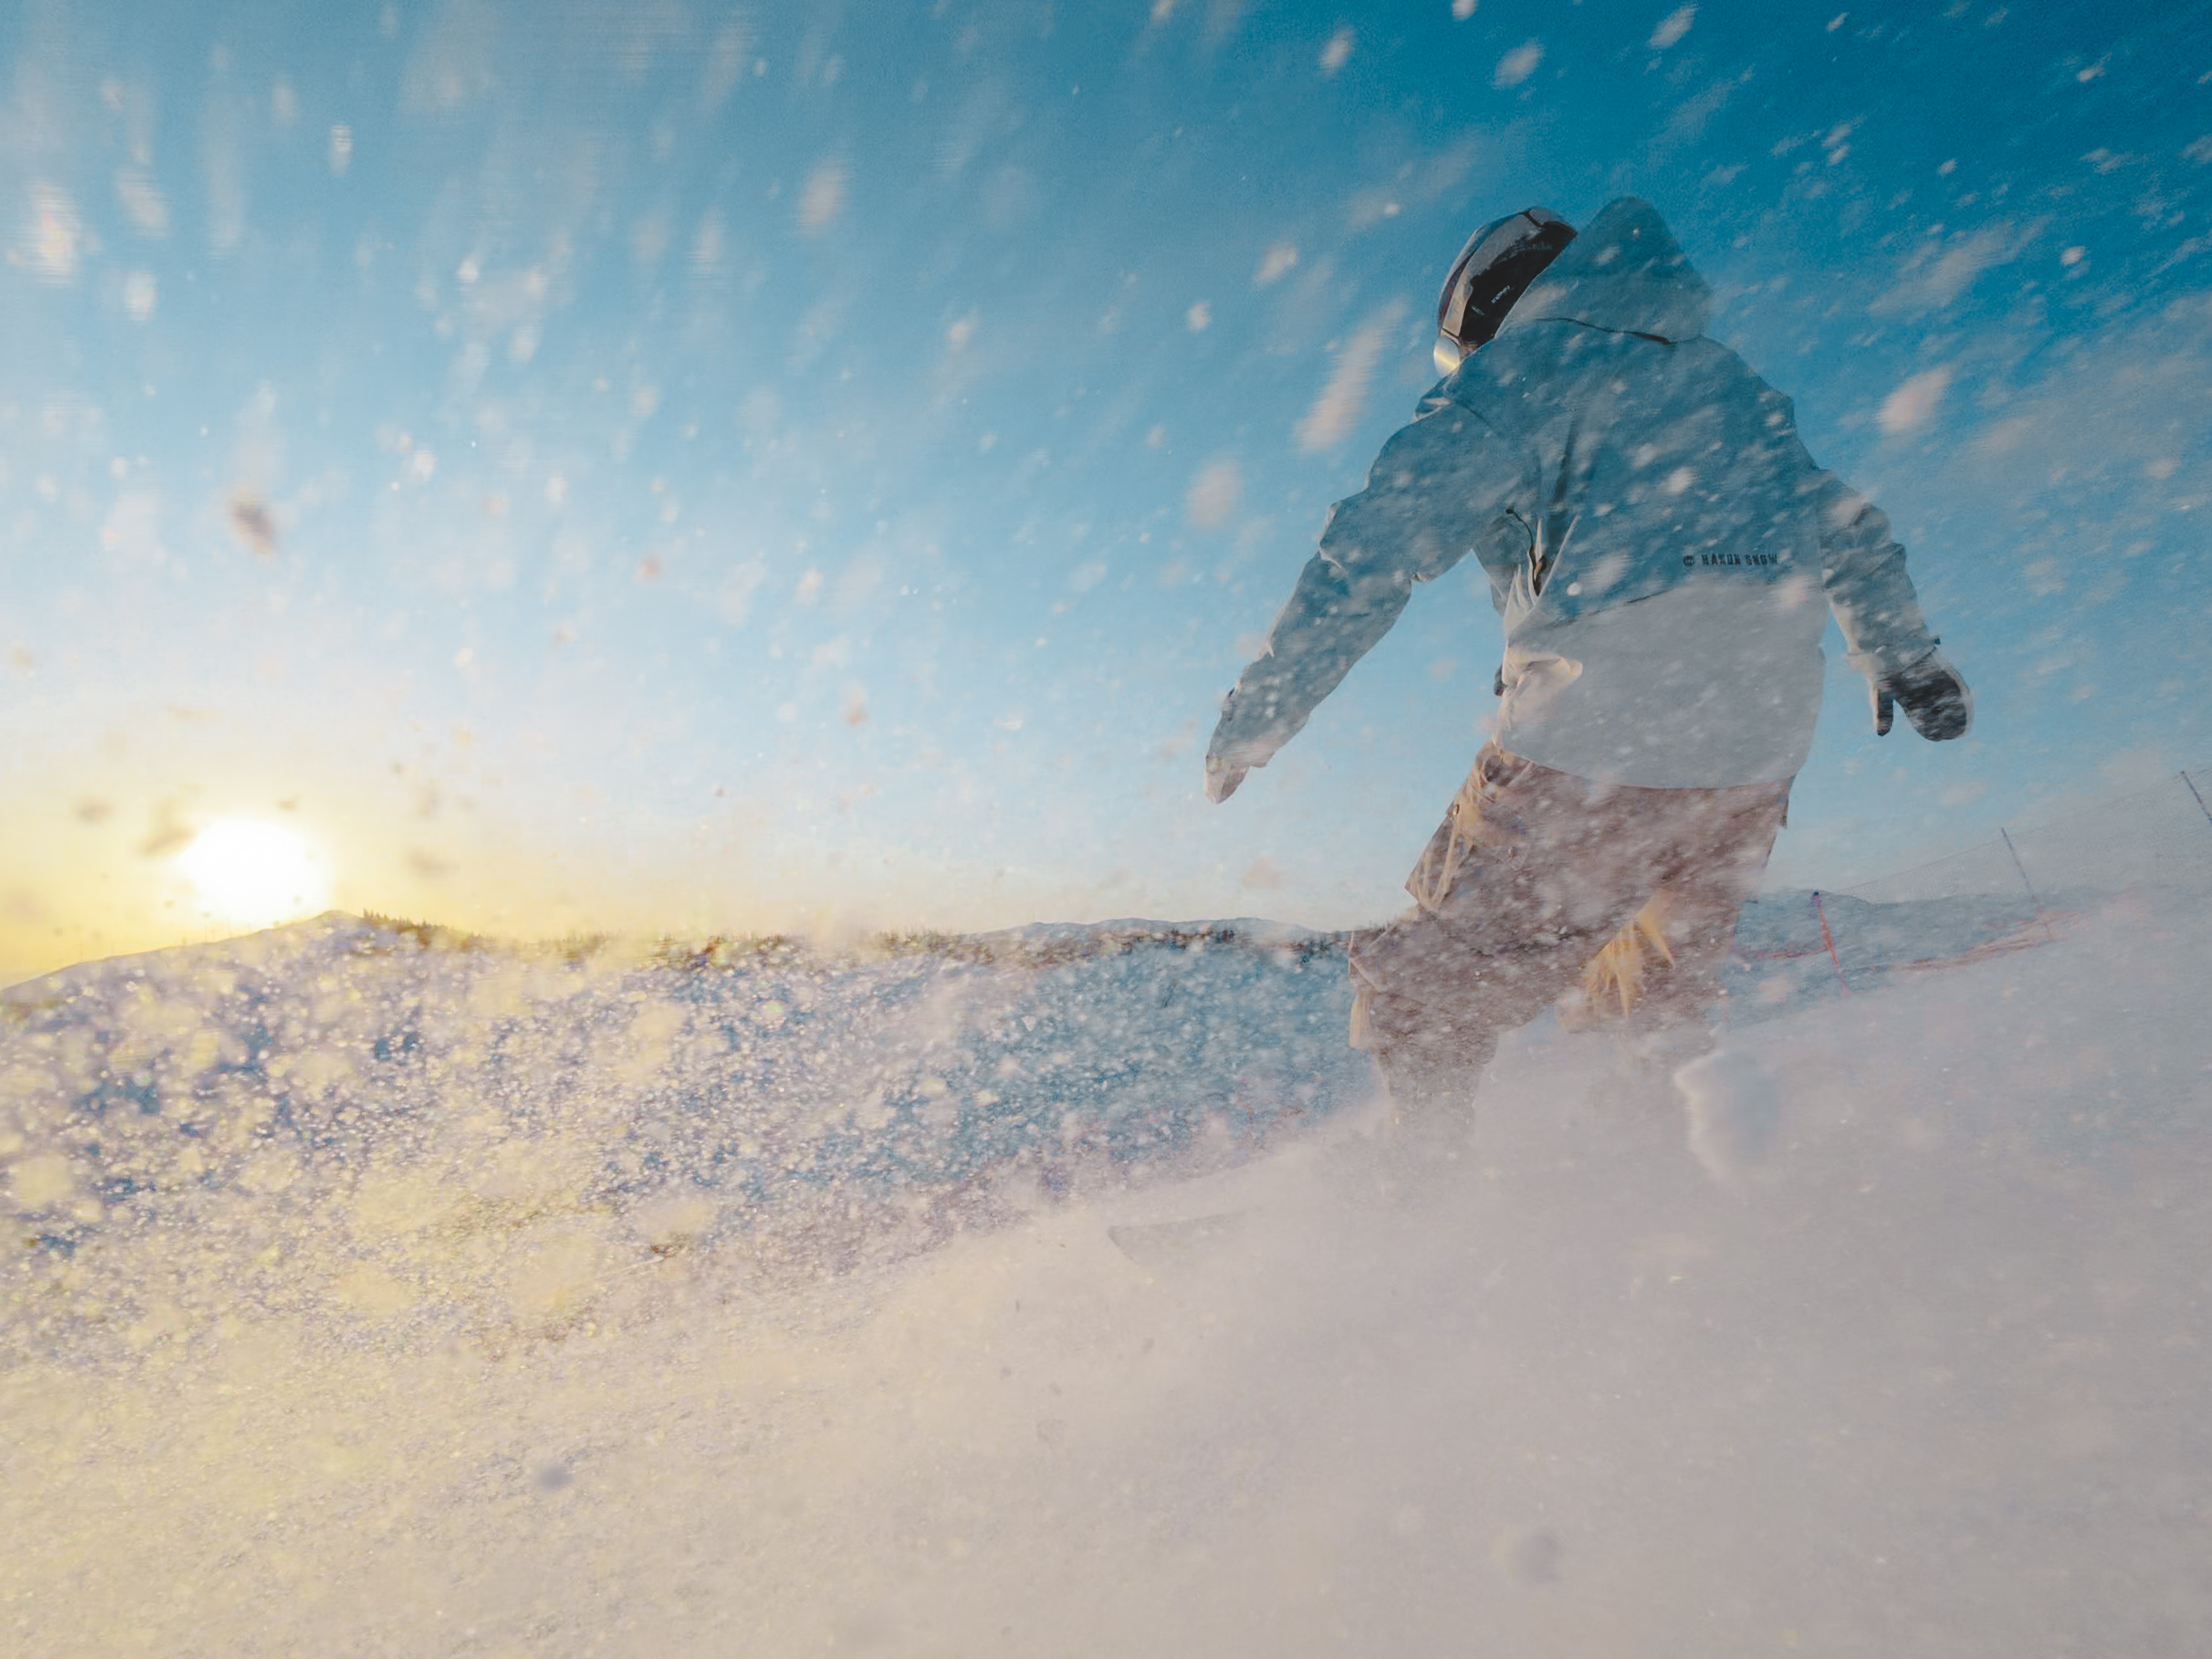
[173,819,332,929]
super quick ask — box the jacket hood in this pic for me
[1497,197,1712,344]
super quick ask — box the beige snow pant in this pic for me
[1347,743,1789,1104]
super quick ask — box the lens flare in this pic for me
[174,818,331,928]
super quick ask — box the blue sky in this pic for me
[4,0,2211,965]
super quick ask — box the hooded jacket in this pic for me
[1212,197,1943,790]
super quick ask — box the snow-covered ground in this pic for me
[5,896,2210,1654]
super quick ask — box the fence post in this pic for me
[2183,769,2212,836]
[2000,828,2055,943]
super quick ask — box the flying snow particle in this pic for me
[1295,305,1401,451]
[1676,1048,1781,1182]
[1874,225,2024,314]
[114,169,169,237]
[20,184,83,282]
[799,161,849,233]
[1320,27,1354,76]
[1493,40,1544,88]
[9,1155,77,1210]
[1186,300,1211,331]
[1188,459,1243,528]
[1877,366,1953,436]
[1254,242,1298,285]
[1649,6,1695,49]
[123,271,157,322]
[228,492,278,556]
[1452,0,1477,18]
[716,563,765,625]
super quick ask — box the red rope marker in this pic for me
[1812,891,1850,995]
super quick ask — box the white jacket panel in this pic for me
[1497,582,1829,786]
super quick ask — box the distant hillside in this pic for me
[3,886,2079,1027]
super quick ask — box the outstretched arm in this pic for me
[1205,399,1527,800]
[1800,428,1971,742]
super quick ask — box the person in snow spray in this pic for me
[1204,199,1970,1123]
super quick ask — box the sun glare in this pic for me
[174,818,332,929]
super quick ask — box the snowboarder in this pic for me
[1203,199,1970,1116]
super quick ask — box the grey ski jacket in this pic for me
[1211,197,1944,790]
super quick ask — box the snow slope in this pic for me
[0,914,1361,1368]
[4,897,2211,1654]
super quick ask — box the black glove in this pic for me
[1873,657,1972,742]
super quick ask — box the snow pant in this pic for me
[1346,743,1790,1106]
